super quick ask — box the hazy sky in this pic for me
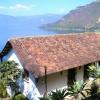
[0,0,95,16]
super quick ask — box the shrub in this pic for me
[84,92,100,100]
[88,64,100,79]
[67,80,88,99]
[0,81,9,98]
[49,89,68,100]
[0,61,21,97]
[13,93,28,100]
[39,96,50,100]
[90,81,99,96]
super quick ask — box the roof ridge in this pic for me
[7,32,100,41]
[8,33,85,40]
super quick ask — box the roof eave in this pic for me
[0,41,12,58]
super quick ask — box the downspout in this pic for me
[0,56,3,62]
[44,66,47,98]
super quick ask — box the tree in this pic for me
[0,81,9,98]
[0,61,21,97]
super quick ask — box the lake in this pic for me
[0,27,56,51]
[0,14,64,51]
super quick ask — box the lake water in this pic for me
[0,27,56,51]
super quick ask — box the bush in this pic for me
[39,89,68,100]
[84,92,100,100]
[67,80,88,99]
[13,93,28,100]
[49,89,68,100]
[88,64,100,79]
[39,96,50,100]
[0,81,9,98]
[90,81,99,96]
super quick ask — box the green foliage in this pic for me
[84,92,100,100]
[84,64,100,100]
[0,61,21,85]
[13,93,28,100]
[88,64,100,79]
[49,89,68,100]
[90,81,99,96]
[0,61,21,97]
[42,1,100,33]
[67,80,88,99]
[39,96,50,100]
[0,81,9,98]
[39,89,68,100]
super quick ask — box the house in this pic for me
[0,34,100,100]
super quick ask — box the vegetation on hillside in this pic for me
[42,1,100,33]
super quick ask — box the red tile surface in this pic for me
[2,34,100,77]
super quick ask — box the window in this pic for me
[99,61,100,66]
[84,64,90,81]
[22,69,29,81]
[67,68,76,86]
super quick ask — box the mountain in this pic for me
[42,1,100,33]
[0,14,62,50]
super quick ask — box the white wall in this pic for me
[18,73,40,100]
[37,71,68,95]
[5,49,23,70]
[37,67,84,96]
[5,49,41,100]
[76,66,84,81]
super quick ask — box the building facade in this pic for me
[0,34,100,100]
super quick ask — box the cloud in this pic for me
[59,8,67,13]
[0,4,36,15]
[9,4,30,10]
[0,4,31,10]
[0,6,6,9]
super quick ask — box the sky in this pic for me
[0,0,95,16]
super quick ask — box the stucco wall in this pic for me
[37,67,84,95]
[5,49,40,100]
[37,71,68,95]
[5,49,23,70]
[18,74,40,100]
[76,66,84,81]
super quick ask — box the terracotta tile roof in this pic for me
[1,34,100,77]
